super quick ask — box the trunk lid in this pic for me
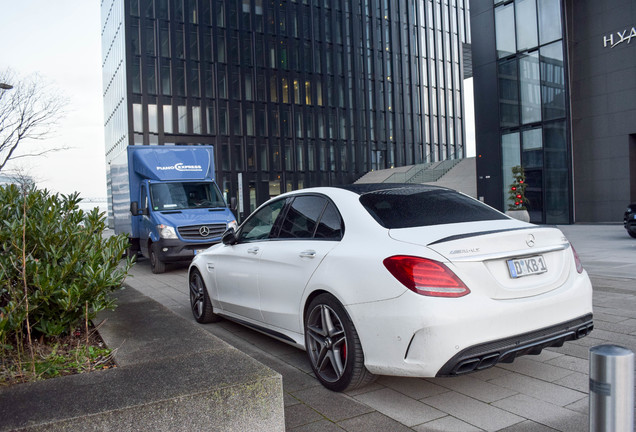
[389,221,573,299]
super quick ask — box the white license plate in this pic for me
[507,255,548,278]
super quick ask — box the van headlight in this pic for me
[228,220,238,231]
[157,224,178,239]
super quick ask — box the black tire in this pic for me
[189,268,221,323]
[126,246,138,261]
[628,230,636,239]
[304,293,376,392]
[150,243,166,274]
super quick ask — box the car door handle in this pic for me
[247,247,260,255]
[299,250,316,258]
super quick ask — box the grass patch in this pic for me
[0,324,116,386]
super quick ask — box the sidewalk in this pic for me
[123,224,636,431]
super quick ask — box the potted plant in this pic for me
[505,165,530,222]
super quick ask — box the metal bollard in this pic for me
[589,345,634,432]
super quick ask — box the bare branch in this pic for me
[0,68,68,172]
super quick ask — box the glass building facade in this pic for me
[473,0,570,224]
[102,0,471,219]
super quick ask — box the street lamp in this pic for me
[0,83,13,90]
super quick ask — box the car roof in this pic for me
[335,183,450,196]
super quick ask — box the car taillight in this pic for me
[383,255,470,298]
[571,244,584,274]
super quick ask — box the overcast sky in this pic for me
[0,1,474,200]
[1,1,107,199]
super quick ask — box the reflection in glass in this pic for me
[495,3,516,58]
[538,0,562,45]
[163,105,173,133]
[519,52,541,124]
[522,128,542,169]
[501,132,520,206]
[178,105,187,133]
[540,41,565,121]
[515,0,538,51]
[148,104,158,133]
[544,121,569,223]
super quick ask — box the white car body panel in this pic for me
[190,185,594,379]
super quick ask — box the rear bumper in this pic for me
[348,269,593,377]
[435,314,593,376]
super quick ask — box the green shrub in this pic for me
[0,184,133,343]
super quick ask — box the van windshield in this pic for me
[150,182,226,211]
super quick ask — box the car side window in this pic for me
[314,202,343,240]
[279,196,327,239]
[238,198,286,242]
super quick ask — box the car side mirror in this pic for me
[222,227,237,245]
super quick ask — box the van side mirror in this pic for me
[222,227,237,245]
[130,201,147,216]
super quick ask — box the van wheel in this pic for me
[150,243,166,274]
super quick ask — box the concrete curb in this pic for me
[0,287,285,431]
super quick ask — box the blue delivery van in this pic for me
[110,145,236,273]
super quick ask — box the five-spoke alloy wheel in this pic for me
[189,268,220,323]
[304,294,375,392]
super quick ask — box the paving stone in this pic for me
[595,320,636,335]
[413,415,483,431]
[496,420,559,431]
[343,381,386,397]
[565,396,589,415]
[498,357,576,382]
[290,419,343,432]
[553,371,589,393]
[489,373,586,407]
[545,354,589,374]
[378,376,449,400]
[285,403,324,430]
[468,366,513,382]
[531,349,564,362]
[493,394,588,432]
[354,388,446,427]
[279,350,314,373]
[593,312,631,324]
[422,392,524,431]
[285,392,302,407]
[338,411,415,432]
[431,375,517,403]
[291,386,374,422]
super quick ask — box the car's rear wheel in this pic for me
[189,268,221,323]
[304,293,375,392]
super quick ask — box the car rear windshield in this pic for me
[359,187,508,229]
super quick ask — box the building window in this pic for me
[519,52,541,124]
[163,105,173,133]
[540,41,565,121]
[515,0,538,52]
[538,0,562,45]
[495,3,516,58]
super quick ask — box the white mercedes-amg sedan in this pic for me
[188,184,593,392]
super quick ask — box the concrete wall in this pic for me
[566,0,636,222]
